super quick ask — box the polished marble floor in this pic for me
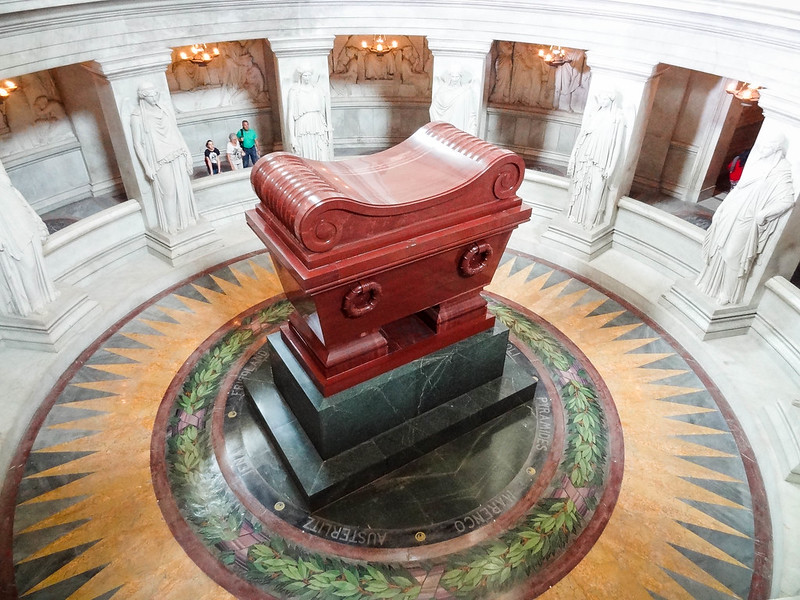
[0,251,770,599]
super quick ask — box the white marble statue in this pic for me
[286,69,333,161]
[566,91,627,229]
[130,82,199,235]
[0,165,58,317]
[430,68,478,136]
[696,134,796,305]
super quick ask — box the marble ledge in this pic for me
[523,168,569,190]
[764,276,800,312]
[44,199,141,254]
[1,138,80,170]
[618,196,706,241]
[175,103,271,126]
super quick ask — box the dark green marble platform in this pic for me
[244,333,538,509]
[269,323,510,459]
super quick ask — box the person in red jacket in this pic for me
[728,149,750,188]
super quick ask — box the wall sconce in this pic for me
[538,45,570,67]
[361,35,398,57]
[0,80,19,101]
[179,44,220,66]
[726,81,762,105]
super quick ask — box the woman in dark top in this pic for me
[204,139,221,175]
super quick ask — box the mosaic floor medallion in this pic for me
[1,251,770,600]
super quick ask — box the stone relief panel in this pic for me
[488,41,590,113]
[167,40,271,113]
[329,35,432,99]
[0,69,77,159]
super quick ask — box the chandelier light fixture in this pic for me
[0,79,18,101]
[361,35,398,56]
[179,43,220,66]
[538,45,570,67]
[725,81,762,105]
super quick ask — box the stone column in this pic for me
[0,157,99,351]
[662,88,800,339]
[543,55,662,260]
[426,38,493,137]
[269,37,335,159]
[86,51,219,266]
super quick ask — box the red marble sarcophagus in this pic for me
[246,122,530,396]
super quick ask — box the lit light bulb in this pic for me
[4,80,17,90]
[202,53,211,61]
[538,49,545,57]
[179,51,188,60]
[376,43,383,52]
[213,47,220,56]
[0,89,8,98]
[391,40,398,48]
[362,41,368,48]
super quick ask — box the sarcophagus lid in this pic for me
[248,122,527,275]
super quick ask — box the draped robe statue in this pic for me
[286,70,333,161]
[696,136,796,305]
[430,69,477,136]
[130,82,199,235]
[566,92,626,228]
[0,167,59,317]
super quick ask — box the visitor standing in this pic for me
[237,120,260,167]
[226,133,243,170]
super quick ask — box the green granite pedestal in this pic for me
[244,323,538,509]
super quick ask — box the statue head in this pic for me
[446,66,464,86]
[753,132,787,161]
[296,66,314,84]
[137,81,159,105]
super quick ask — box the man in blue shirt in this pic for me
[237,120,260,168]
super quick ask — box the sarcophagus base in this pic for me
[243,323,538,509]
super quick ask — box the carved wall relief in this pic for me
[167,40,271,113]
[0,69,77,159]
[488,41,590,113]
[329,35,432,98]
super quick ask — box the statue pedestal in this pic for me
[541,217,614,261]
[0,286,99,352]
[145,220,220,267]
[244,323,537,509]
[660,278,757,340]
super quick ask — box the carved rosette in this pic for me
[459,242,493,277]
[342,281,383,318]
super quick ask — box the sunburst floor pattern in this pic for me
[0,251,769,599]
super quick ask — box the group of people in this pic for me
[203,119,260,175]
